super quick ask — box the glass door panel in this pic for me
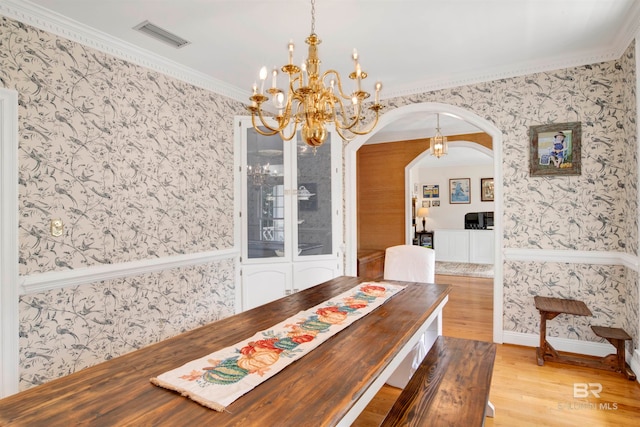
[246,127,286,259]
[296,133,333,257]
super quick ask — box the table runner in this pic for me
[151,282,405,411]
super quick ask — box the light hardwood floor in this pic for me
[352,274,640,426]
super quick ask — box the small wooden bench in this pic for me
[534,296,636,380]
[381,336,497,427]
[591,325,636,380]
[534,295,592,366]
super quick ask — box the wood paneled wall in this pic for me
[356,133,492,252]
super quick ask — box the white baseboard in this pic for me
[503,331,615,357]
[503,331,640,384]
[632,350,640,383]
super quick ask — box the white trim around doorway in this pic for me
[0,88,19,397]
[345,102,505,344]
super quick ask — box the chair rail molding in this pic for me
[503,248,639,272]
[20,249,240,295]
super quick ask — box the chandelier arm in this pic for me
[289,96,303,124]
[321,69,377,133]
[321,70,354,101]
[279,120,299,141]
[329,96,352,128]
[346,109,381,136]
[333,104,364,133]
[284,75,307,123]
[333,125,357,142]
[253,101,294,134]
[250,113,281,136]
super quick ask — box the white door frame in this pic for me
[0,87,19,397]
[345,102,505,344]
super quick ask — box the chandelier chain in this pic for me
[311,0,316,34]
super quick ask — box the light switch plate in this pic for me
[50,219,63,237]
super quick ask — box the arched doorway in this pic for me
[404,141,494,242]
[345,102,504,343]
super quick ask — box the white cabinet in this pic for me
[434,230,469,262]
[434,229,494,264]
[237,118,343,310]
[469,230,495,264]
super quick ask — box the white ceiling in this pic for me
[4,0,640,150]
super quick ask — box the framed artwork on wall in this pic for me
[432,200,440,207]
[529,121,581,176]
[481,178,494,202]
[449,178,470,204]
[422,184,439,198]
[422,200,430,208]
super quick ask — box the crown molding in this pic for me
[4,0,640,104]
[0,0,250,104]
[383,48,622,100]
[3,1,640,103]
[382,1,640,100]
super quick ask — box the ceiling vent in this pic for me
[133,20,191,48]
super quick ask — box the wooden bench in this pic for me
[534,295,592,366]
[534,296,636,380]
[591,325,636,380]
[381,336,497,427]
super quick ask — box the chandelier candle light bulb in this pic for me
[259,66,267,94]
[301,62,307,86]
[288,40,294,65]
[247,0,383,149]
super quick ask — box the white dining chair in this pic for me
[383,244,435,283]
[383,244,437,389]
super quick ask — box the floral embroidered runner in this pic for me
[150,282,405,411]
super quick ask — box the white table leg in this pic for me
[486,400,495,417]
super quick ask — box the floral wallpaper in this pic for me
[0,17,240,275]
[2,11,639,390]
[0,15,244,390]
[386,42,638,351]
[19,259,235,390]
[502,261,632,339]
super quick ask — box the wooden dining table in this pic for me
[0,276,450,426]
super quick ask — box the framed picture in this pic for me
[419,233,433,248]
[422,184,439,198]
[529,122,581,176]
[432,200,440,207]
[422,200,430,208]
[481,178,494,202]
[450,178,470,204]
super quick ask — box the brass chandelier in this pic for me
[247,0,383,149]
[430,113,448,158]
